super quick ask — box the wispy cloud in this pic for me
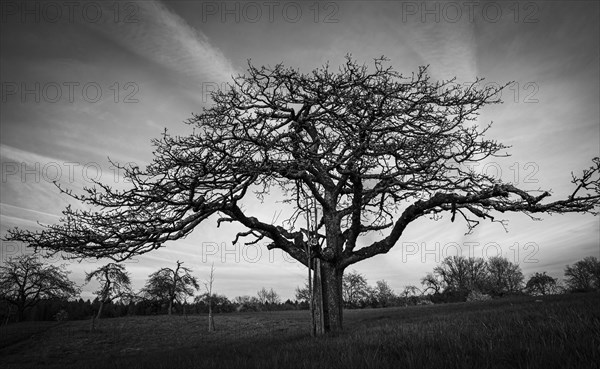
[410,22,477,83]
[0,143,135,236]
[88,0,237,84]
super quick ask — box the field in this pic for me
[1,293,598,369]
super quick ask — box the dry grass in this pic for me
[1,293,598,369]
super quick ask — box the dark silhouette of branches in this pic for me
[525,272,559,296]
[0,254,79,321]
[85,263,132,320]
[141,261,199,315]
[564,256,600,292]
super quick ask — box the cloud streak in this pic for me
[408,21,477,83]
[89,0,237,85]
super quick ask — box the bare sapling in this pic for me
[204,263,216,332]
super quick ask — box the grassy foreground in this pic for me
[1,293,598,369]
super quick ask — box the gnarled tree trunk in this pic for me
[313,260,344,334]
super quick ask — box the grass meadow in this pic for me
[1,292,598,369]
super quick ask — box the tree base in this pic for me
[208,314,215,332]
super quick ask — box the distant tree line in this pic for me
[294,255,600,308]
[0,255,300,323]
[421,255,600,303]
[1,253,599,323]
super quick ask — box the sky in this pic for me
[1,0,599,301]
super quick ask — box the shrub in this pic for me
[467,290,492,302]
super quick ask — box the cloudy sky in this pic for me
[1,0,598,300]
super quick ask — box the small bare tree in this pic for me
[85,263,132,330]
[85,263,132,319]
[141,261,199,315]
[485,256,523,296]
[295,282,310,303]
[257,287,281,310]
[0,254,79,322]
[373,280,396,307]
[564,256,600,292]
[421,272,445,295]
[525,272,559,296]
[399,285,422,306]
[342,270,369,308]
[434,256,488,295]
[204,263,216,332]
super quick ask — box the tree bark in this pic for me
[313,261,344,334]
[96,301,104,320]
[16,297,27,322]
[208,312,215,332]
[17,306,25,322]
[207,295,215,332]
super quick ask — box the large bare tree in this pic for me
[4,57,599,333]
